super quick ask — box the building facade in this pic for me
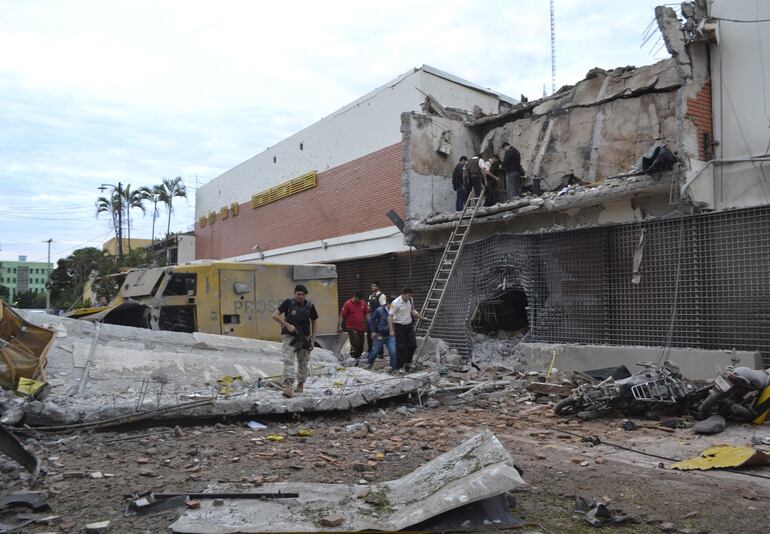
[102,237,153,256]
[366,0,770,369]
[0,256,52,301]
[194,65,515,264]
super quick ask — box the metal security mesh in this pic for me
[334,250,438,311]
[333,206,770,366]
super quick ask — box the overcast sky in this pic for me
[0,0,672,263]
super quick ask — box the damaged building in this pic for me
[194,1,770,373]
[337,1,770,374]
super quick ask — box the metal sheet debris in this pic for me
[0,301,54,389]
[671,446,770,471]
[170,430,525,533]
[0,425,40,478]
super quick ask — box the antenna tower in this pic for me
[550,0,556,94]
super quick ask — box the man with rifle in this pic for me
[272,284,319,398]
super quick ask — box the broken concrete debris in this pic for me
[574,496,634,527]
[3,313,438,427]
[169,431,525,533]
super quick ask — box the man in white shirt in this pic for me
[388,287,423,371]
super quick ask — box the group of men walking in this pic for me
[452,142,525,211]
[272,283,424,398]
[338,283,423,371]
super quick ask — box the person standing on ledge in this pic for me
[502,141,525,200]
[272,284,318,398]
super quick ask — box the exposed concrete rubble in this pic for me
[414,174,671,233]
[169,430,525,533]
[401,58,686,229]
[9,313,437,427]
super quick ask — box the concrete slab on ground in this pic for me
[170,430,525,533]
[17,313,437,426]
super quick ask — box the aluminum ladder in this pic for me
[413,187,486,364]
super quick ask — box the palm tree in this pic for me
[95,190,122,257]
[121,184,146,252]
[140,185,163,245]
[157,176,187,262]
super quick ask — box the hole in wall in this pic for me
[471,289,529,336]
[273,156,277,164]
[299,142,304,151]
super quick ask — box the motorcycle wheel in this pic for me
[697,389,729,420]
[554,397,582,416]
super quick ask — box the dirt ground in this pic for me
[2,391,769,533]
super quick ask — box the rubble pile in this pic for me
[469,332,528,374]
[416,174,669,231]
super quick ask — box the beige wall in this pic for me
[102,238,153,255]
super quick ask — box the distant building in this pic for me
[0,255,52,301]
[144,232,196,265]
[102,237,153,256]
[102,234,195,265]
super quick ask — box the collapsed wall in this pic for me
[400,58,686,227]
[4,313,436,427]
[473,59,681,189]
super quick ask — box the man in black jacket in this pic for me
[451,156,468,211]
[272,284,318,398]
[502,142,525,200]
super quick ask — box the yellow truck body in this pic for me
[70,262,339,349]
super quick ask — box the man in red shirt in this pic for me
[338,291,368,363]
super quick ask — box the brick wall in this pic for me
[196,143,404,260]
[686,80,714,161]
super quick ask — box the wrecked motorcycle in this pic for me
[554,361,709,420]
[697,366,770,423]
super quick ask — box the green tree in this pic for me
[48,247,108,310]
[15,290,47,309]
[139,185,163,245]
[0,260,6,302]
[121,184,146,252]
[48,246,161,310]
[95,190,122,257]
[157,176,187,262]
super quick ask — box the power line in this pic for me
[29,228,114,262]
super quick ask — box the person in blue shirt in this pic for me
[366,301,397,370]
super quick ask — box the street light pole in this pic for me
[45,238,52,314]
[117,181,123,263]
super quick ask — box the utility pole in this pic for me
[45,238,52,314]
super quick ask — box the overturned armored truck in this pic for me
[68,262,339,351]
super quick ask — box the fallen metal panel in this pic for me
[0,425,40,479]
[671,446,770,471]
[0,301,54,388]
[121,267,167,297]
[170,430,524,533]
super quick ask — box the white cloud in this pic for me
[0,0,669,261]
